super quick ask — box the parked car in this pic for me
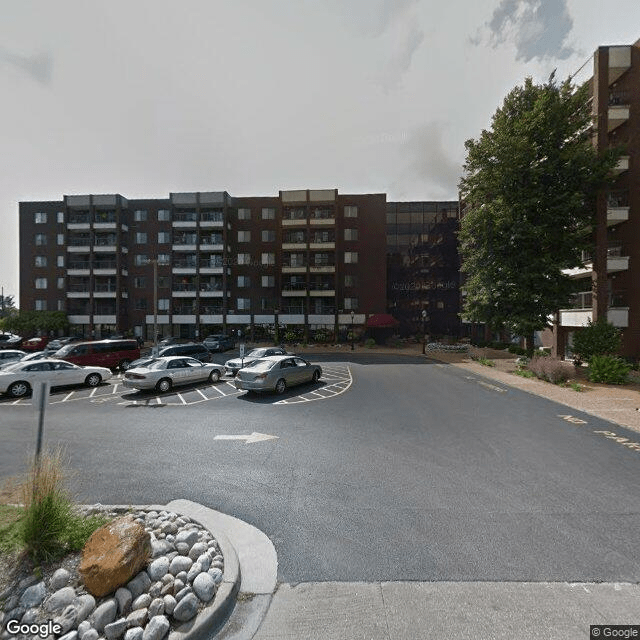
[224,347,289,376]
[0,359,112,398]
[0,350,27,366]
[21,336,49,351]
[0,334,22,349]
[234,355,321,394]
[0,351,53,370]
[122,356,225,393]
[53,339,140,371]
[155,343,212,362]
[45,336,84,352]
[203,334,236,352]
[157,337,187,348]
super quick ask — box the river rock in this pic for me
[50,568,71,590]
[44,587,76,613]
[90,598,117,633]
[19,582,46,608]
[172,593,199,622]
[142,615,169,640]
[192,573,216,603]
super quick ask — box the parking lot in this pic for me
[0,364,352,408]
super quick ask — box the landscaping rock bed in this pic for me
[0,507,224,640]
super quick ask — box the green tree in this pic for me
[2,310,68,336]
[571,318,622,364]
[459,74,620,348]
[0,293,16,318]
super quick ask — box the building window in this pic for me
[35,233,47,246]
[35,256,47,267]
[261,208,275,220]
[35,300,47,311]
[344,206,358,218]
[134,254,148,266]
[158,209,170,221]
[57,277,65,289]
[35,278,48,289]
[238,208,251,220]
[237,276,251,288]
[157,254,170,265]
[344,275,358,287]
[57,212,64,224]
[158,231,170,244]
[344,297,358,310]
[344,252,358,264]
[134,277,147,288]
[261,253,275,266]
[237,253,251,265]
[134,210,147,222]
[237,298,251,311]
[238,230,251,242]
[262,275,275,287]
[57,300,65,311]
[158,276,170,288]
[262,230,276,242]
[57,255,64,267]
[135,299,147,311]
[57,233,64,246]
[158,299,170,311]
[136,232,147,244]
[34,212,47,224]
[344,228,358,241]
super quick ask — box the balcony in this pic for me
[613,156,629,174]
[608,105,629,132]
[201,211,224,227]
[607,192,629,226]
[608,45,631,84]
[559,308,628,328]
[564,246,629,278]
[172,212,197,227]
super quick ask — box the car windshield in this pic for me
[246,359,276,372]
[247,349,267,357]
[54,344,74,356]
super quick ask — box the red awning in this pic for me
[365,313,400,328]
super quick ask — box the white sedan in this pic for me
[122,356,225,392]
[0,359,113,398]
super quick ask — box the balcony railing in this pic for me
[284,234,306,243]
[201,211,223,222]
[200,258,224,268]
[200,236,223,245]
[68,262,91,270]
[282,261,307,268]
[174,211,197,222]
[282,305,305,314]
[94,212,116,223]
[311,208,334,220]
[283,209,306,220]
[609,90,632,105]
[68,213,90,224]
[283,283,307,291]
[94,237,117,247]
[95,283,117,292]
[200,283,223,291]
[68,283,90,292]
[200,305,223,314]
[68,237,91,246]
[94,261,117,269]
[174,235,198,245]
[173,259,198,268]
[607,191,629,208]
[174,283,197,292]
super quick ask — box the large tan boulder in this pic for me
[79,515,151,598]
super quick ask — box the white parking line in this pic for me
[111,384,119,394]
[209,385,227,396]
[195,389,208,400]
[62,392,74,402]
[176,393,187,405]
[89,388,98,398]
[275,365,352,405]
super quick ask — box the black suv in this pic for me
[203,334,236,352]
[157,343,212,362]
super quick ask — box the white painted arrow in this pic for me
[214,432,279,444]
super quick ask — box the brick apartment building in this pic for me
[554,37,640,358]
[386,201,461,338]
[19,189,387,341]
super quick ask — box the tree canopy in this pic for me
[1,310,68,335]
[458,74,619,341]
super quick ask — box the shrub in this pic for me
[471,355,495,367]
[364,338,376,348]
[572,319,622,364]
[508,345,527,355]
[528,355,571,384]
[587,355,631,385]
[18,448,109,563]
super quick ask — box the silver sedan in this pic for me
[0,359,113,397]
[224,347,289,376]
[234,355,322,394]
[122,356,225,393]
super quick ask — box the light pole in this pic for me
[145,259,158,353]
[350,310,355,351]
[421,309,427,355]
[274,309,280,345]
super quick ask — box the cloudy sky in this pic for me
[1,0,638,302]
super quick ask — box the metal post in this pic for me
[422,310,427,355]
[35,381,50,467]
[351,310,355,351]
[153,259,158,353]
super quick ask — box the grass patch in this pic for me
[0,504,25,554]
[471,356,495,367]
[514,368,536,378]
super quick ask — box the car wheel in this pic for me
[85,373,102,387]
[275,378,287,395]
[119,359,131,371]
[209,369,221,383]
[312,370,320,383]
[7,381,30,398]
[156,378,172,393]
